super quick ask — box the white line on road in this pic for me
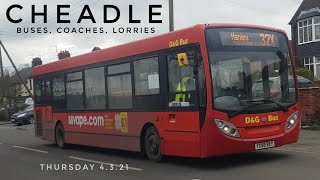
[69,156,143,171]
[12,146,48,154]
[0,142,3,145]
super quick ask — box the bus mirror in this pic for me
[178,53,189,67]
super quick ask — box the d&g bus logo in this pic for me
[245,115,279,124]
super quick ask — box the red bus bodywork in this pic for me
[33,24,300,158]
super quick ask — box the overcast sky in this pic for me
[0,0,303,69]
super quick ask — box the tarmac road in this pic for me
[0,123,319,180]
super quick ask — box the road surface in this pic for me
[0,123,319,180]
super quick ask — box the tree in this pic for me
[0,70,12,121]
[0,68,24,120]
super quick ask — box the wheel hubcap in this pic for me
[29,118,34,124]
[147,134,159,155]
[57,129,63,147]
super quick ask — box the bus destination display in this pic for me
[219,31,280,47]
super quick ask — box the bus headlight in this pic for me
[215,119,240,138]
[285,112,299,130]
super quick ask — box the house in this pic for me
[12,66,33,97]
[11,57,42,99]
[289,0,320,80]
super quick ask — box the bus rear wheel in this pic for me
[144,126,163,162]
[55,123,66,149]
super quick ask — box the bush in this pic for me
[297,67,315,81]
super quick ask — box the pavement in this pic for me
[0,123,320,180]
[0,121,11,125]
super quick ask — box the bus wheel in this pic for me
[144,126,163,162]
[55,123,66,149]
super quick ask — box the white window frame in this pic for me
[298,16,320,45]
[314,17,320,40]
[303,56,320,79]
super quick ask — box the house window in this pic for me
[298,16,320,44]
[303,56,320,79]
[315,17,320,40]
[304,56,314,71]
[298,18,313,43]
[316,56,320,79]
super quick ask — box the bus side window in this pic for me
[35,81,41,105]
[52,75,66,110]
[66,71,84,110]
[198,53,206,108]
[167,50,196,107]
[107,63,133,109]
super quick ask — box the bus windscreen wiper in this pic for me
[228,99,288,118]
[228,102,263,118]
[245,99,288,112]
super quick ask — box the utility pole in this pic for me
[0,41,33,100]
[169,0,174,32]
[0,46,4,78]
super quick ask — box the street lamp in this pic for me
[0,46,4,77]
[169,0,174,32]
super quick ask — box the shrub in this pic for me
[297,67,314,81]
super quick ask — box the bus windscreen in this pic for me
[206,28,298,116]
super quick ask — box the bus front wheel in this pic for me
[144,126,163,162]
[55,123,66,149]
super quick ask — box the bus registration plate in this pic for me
[255,141,275,150]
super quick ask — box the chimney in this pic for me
[92,47,101,52]
[32,57,42,67]
[58,50,71,60]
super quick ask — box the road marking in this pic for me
[69,156,143,171]
[272,148,320,156]
[12,146,48,154]
[0,142,3,145]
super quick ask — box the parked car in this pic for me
[252,75,317,99]
[297,76,318,88]
[11,104,34,125]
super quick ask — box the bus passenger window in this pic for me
[66,72,84,110]
[107,74,132,109]
[40,80,52,105]
[35,82,41,105]
[107,63,132,109]
[85,67,106,110]
[45,81,51,97]
[134,57,160,96]
[167,51,196,107]
[53,76,66,109]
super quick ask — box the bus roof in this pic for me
[32,23,286,77]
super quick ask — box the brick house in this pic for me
[289,0,320,80]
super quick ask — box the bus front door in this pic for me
[162,48,201,157]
